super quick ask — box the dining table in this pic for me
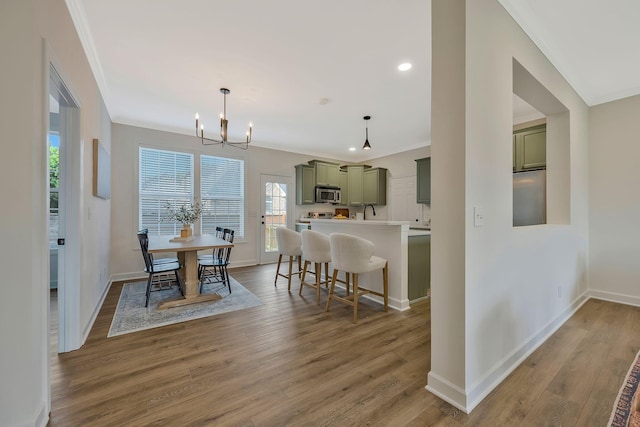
[147,234,234,310]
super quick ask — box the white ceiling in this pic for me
[66,0,640,161]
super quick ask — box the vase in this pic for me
[180,224,192,238]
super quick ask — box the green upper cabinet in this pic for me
[295,164,315,205]
[344,165,365,206]
[513,125,546,171]
[363,167,387,206]
[339,169,349,205]
[415,157,431,204]
[309,160,340,187]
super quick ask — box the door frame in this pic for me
[48,62,82,354]
[259,173,293,264]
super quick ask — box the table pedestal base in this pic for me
[158,293,222,310]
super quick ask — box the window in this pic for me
[138,148,245,239]
[201,155,245,238]
[139,147,193,235]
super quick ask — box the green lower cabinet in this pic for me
[408,234,431,301]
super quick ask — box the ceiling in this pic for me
[66,0,640,162]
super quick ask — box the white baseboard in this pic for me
[81,278,113,345]
[589,289,640,307]
[426,372,469,413]
[426,291,589,413]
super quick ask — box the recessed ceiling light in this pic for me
[398,62,412,71]
[349,147,356,152]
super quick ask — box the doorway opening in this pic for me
[48,64,79,353]
[260,174,292,264]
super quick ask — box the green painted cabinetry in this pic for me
[363,168,387,206]
[415,157,431,204]
[408,234,431,301]
[513,125,546,171]
[345,165,365,206]
[295,164,315,205]
[339,169,349,205]
[310,160,340,187]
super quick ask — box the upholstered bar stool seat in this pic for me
[326,232,388,322]
[274,227,303,291]
[299,229,332,303]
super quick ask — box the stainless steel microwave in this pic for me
[315,186,341,204]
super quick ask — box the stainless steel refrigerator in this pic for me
[513,169,546,226]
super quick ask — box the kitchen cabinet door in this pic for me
[416,157,431,204]
[408,234,431,301]
[339,169,349,205]
[513,125,546,171]
[295,164,315,205]
[346,165,364,206]
[363,168,387,206]
[310,160,340,187]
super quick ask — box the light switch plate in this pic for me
[474,206,484,227]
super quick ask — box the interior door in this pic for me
[260,174,293,264]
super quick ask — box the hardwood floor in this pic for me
[49,264,640,426]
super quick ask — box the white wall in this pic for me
[0,0,112,425]
[428,0,590,412]
[589,95,640,305]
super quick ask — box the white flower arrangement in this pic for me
[164,200,203,225]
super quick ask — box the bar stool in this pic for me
[326,233,388,322]
[299,229,332,303]
[274,227,303,291]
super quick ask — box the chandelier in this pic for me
[362,115,372,150]
[195,88,252,149]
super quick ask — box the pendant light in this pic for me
[362,115,372,150]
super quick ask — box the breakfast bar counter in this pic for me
[309,219,412,310]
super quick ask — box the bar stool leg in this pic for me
[287,255,294,291]
[315,262,321,303]
[324,263,329,288]
[275,254,283,286]
[299,260,309,296]
[383,262,389,312]
[353,273,359,323]
[326,269,339,312]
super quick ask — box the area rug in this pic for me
[610,350,640,427]
[108,276,262,337]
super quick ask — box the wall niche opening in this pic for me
[512,58,570,227]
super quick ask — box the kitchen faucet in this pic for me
[364,204,376,220]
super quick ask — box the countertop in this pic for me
[408,229,431,237]
[309,218,411,226]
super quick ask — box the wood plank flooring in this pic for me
[48,264,640,426]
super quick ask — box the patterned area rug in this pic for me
[108,276,262,337]
[610,350,640,427]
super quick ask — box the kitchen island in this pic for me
[310,219,420,311]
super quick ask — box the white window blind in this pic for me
[139,147,194,235]
[200,155,244,238]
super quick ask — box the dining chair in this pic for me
[274,227,303,291]
[198,226,225,263]
[137,231,184,307]
[198,228,234,294]
[137,229,178,264]
[325,232,388,322]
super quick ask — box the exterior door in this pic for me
[260,174,293,264]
